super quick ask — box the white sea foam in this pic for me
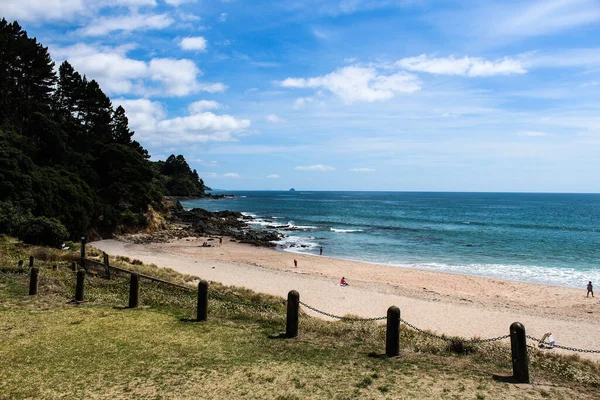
[273,234,319,252]
[245,219,271,226]
[288,222,318,230]
[383,261,600,290]
[331,228,363,233]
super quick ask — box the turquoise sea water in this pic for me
[181,191,600,289]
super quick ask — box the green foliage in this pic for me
[155,154,208,197]
[0,19,210,239]
[14,216,68,247]
[121,210,148,228]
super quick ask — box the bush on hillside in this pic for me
[15,216,68,248]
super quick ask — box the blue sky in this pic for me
[2,0,600,192]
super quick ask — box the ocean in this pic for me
[181,191,600,289]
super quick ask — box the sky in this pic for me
[2,0,600,192]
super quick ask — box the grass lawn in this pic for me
[1,237,599,399]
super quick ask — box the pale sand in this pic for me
[91,236,600,361]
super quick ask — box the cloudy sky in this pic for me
[3,0,600,192]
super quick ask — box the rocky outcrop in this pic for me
[169,202,282,247]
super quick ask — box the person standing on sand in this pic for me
[294,259,297,267]
[587,281,594,297]
[319,247,323,255]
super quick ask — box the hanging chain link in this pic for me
[0,270,28,283]
[525,334,600,354]
[400,317,510,343]
[299,301,387,321]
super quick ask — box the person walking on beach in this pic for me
[294,259,297,267]
[319,247,323,256]
[587,281,594,297]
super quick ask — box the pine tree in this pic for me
[0,19,56,131]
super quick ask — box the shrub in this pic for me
[16,216,68,248]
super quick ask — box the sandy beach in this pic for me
[91,236,600,361]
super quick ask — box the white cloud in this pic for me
[114,98,166,133]
[281,66,420,104]
[197,82,228,93]
[265,114,284,123]
[493,0,600,38]
[266,174,280,179]
[188,100,222,113]
[53,44,225,97]
[293,96,324,109]
[0,0,86,21]
[187,157,219,167]
[223,172,239,178]
[165,0,196,5]
[294,164,335,171]
[312,28,329,39]
[526,48,600,69]
[396,55,527,77]
[78,12,173,36]
[113,0,157,6]
[349,168,376,172]
[52,44,147,94]
[156,113,250,143]
[518,131,547,137]
[219,12,228,22]
[178,12,202,21]
[180,36,207,51]
[115,98,251,145]
[148,58,201,96]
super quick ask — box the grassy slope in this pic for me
[1,237,599,400]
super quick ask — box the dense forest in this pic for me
[0,19,209,247]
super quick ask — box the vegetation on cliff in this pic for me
[0,19,209,246]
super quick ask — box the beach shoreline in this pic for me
[91,235,600,361]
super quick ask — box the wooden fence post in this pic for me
[197,280,208,321]
[29,256,34,268]
[286,290,299,338]
[103,252,110,279]
[71,261,77,272]
[29,267,39,295]
[510,322,530,383]
[129,273,140,308]
[75,270,86,302]
[386,306,401,357]
[80,236,86,269]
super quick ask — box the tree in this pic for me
[0,19,211,243]
[0,19,56,131]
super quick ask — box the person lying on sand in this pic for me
[340,277,348,286]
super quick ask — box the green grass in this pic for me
[1,235,599,399]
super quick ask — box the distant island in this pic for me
[289,188,296,191]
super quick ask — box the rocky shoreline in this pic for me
[124,201,282,247]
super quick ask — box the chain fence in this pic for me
[526,334,600,354]
[399,317,511,344]
[299,300,513,344]
[0,269,28,283]
[4,260,600,355]
[299,300,387,322]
